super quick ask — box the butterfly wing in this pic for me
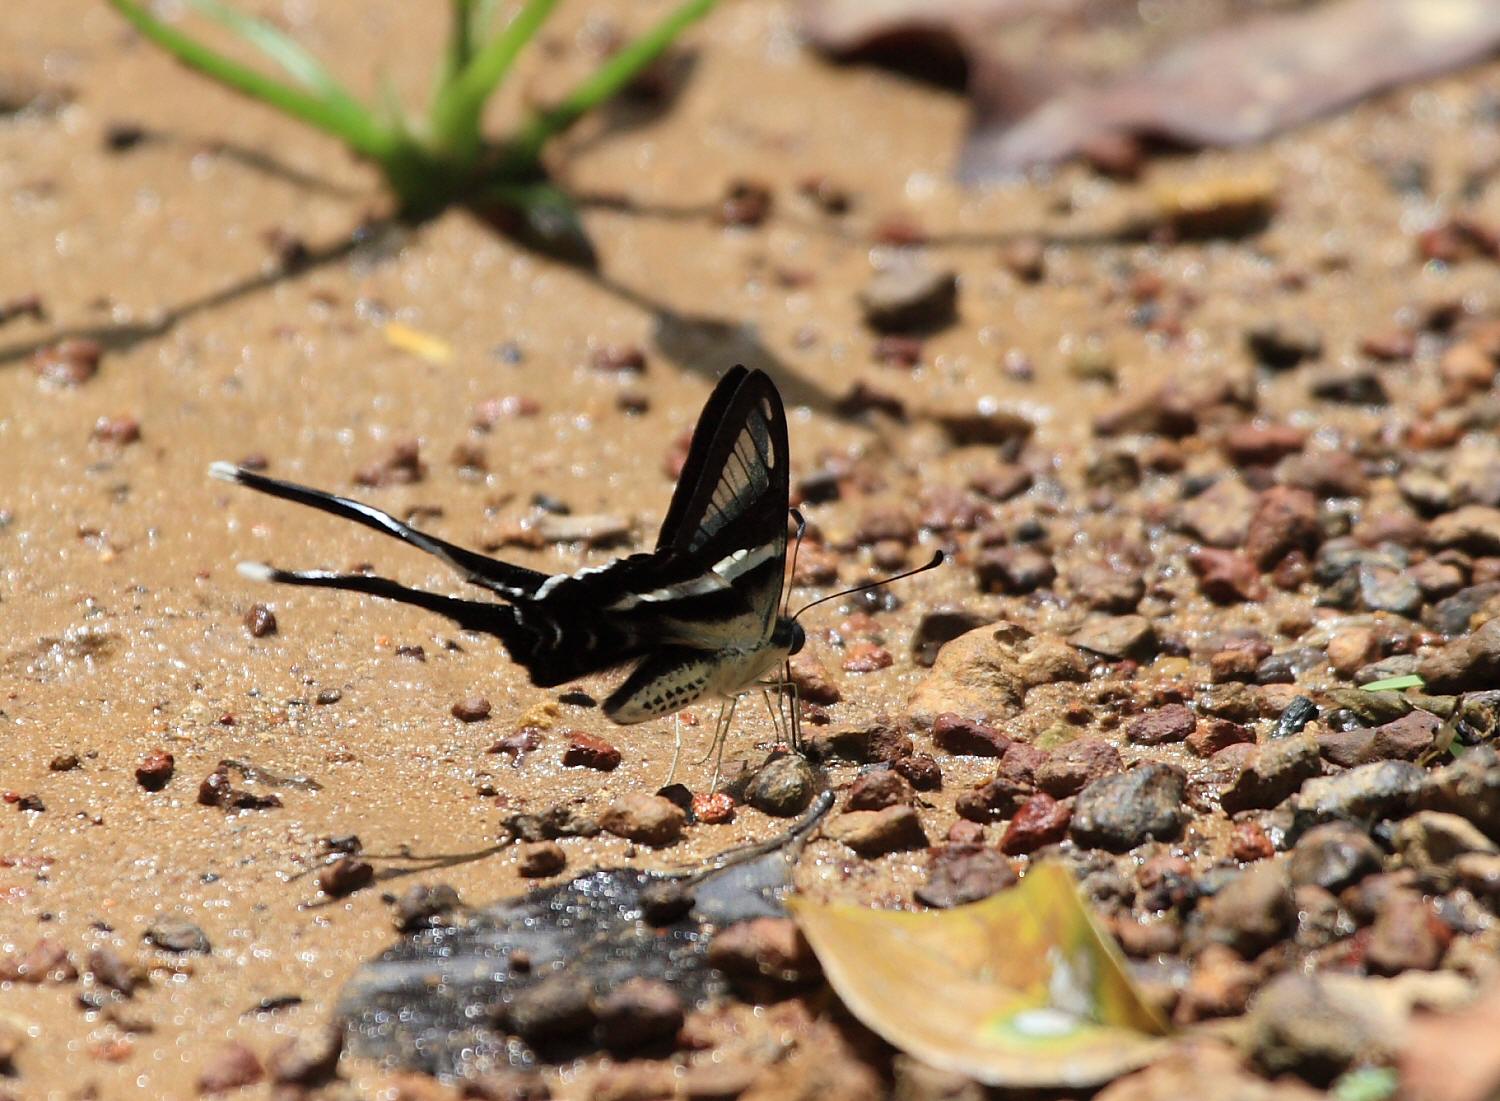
[649,366,791,646]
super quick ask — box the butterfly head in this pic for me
[772,616,806,657]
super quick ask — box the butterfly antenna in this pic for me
[782,508,807,616]
[791,549,945,621]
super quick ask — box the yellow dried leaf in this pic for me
[384,321,452,365]
[788,862,1171,1088]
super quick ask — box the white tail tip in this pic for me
[236,561,276,583]
[208,461,242,483]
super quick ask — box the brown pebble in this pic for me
[450,440,486,470]
[842,641,893,673]
[915,845,1017,908]
[844,770,912,812]
[719,179,772,227]
[706,918,820,996]
[450,696,492,723]
[33,338,102,387]
[600,792,685,847]
[1223,423,1305,465]
[892,752,943,790]
[873,334,923,367]
[1188,718,1255,757]
[826,805,927,855]
[562,731,622,771]
[244,604,277,638]
[1189,548,1263,603]
[947,820,984,845]
[0,291,45,323]
[87,945,140,995]
[3,937,77,983]
[517,841,567,878]
[969,464,1032,502]
[197,1042,264,1095]
[318,857,374,897]
[1035,738,1122,798]
[1245,486,1320,569]
[797,174,851,215]
[472,394,541,428]
[999,237,1045,282]
[590,344,646,373]
[1360,327,1415,361]
[787,649,841,705]
[1127,704,1197,746]
[1366,891,1450,975]
[49,753,81,772]
[392,883,462,932]
[91,414,141,446]
[135,749,174,792]
[594,977,686,1052]
[265,1027,342,1087]
[354,439,426,486]
[1230,821,1275,862]
[932,713,1011,757]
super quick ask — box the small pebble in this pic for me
[32,338,102,387]
[318,856,374,897]
[562,732,622,771]
[743,754,817,817]
[451,696,491,723]
[600,792,685,846]
[135,749,174,792]
[197,1042,264,1096]
[244,604,277,638]
[857,266,958,332]
[144,916,211,954]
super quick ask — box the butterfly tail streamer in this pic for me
[236,561,652,690]
[209,463,547,598]
[235,562,533,640]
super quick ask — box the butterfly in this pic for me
[210,366,808,766]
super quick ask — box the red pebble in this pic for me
[999,793,1072,855]
[692,792,736,824]
[562,732,621,771]
[1229,821,1274,862]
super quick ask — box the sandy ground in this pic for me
[4,3,1500,1099]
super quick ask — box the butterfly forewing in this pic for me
[651,367,790,646]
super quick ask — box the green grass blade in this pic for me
[469,0,504,43]
[1360,674,1425,693]
[188,0,362,112]
[503,0,718,170]
[428,0,560,165]
[439,0,477,88]
[108,0,392,159]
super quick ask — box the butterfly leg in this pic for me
[787,678,803,753]
[759,672,802,754]
[760,686,785,747]
[707,695,740,794]
[662,713,683,789]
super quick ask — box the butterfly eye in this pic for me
[789,621,806,655]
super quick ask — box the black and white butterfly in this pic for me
[210,366,807,758]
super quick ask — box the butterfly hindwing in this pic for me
[602,647,720,723]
